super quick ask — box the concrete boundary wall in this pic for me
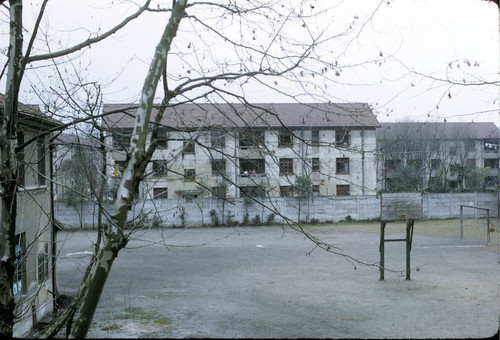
[54,192,498,229]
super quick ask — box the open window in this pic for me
[239,159,265,176]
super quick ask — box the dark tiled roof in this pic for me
[377,122,499,140]
[102,102,379,130]
[0,93,62,128]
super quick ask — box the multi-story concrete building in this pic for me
[102,103,380,200]
[376,122,499,192]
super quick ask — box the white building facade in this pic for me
[103,103,380,200]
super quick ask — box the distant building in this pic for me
[52,132,101,201]
[0,94,63,336]
[102,103,380,200]
[376,122,499,192]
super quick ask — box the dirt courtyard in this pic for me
[56,218,499,338]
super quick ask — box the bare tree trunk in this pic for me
[0,1,23,336]
[67,1,187,338]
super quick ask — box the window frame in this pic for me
[311,129,320,146]
[312,158,320,172]
[239,130,265,149]
[211,131,226,149]
[153,187,169,199]
[113,130,132,149]
[37,243,49,284]
[336,184,350,196]
[211,159,226,176]
[14,233,26,298]
[279,158,294,176]
[336,157,350,174]
[152,160,168,177]
[184,168,196,182]
[183,140,195,155]
[484,158,498,169]
[156,130,168,148]
[278,130,293,148]
[335,129,350,146]
[279,185,294,197]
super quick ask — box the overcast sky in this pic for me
[4,0,499,125]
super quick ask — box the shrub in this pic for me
[265,213,275,225]
[151,213,162,228]
[252,214,261,226]
[242,212,250,225]
[210,209,220,227]
[226,213,236,227]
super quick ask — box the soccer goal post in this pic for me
[459,205,491,246]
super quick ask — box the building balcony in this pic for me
[238,173,267,186]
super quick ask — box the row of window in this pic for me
[384,158,498,171]
[152,184,351,199]
[112,157,351,178]
[112,129,351,150]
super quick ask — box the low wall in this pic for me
[54,192,498,229]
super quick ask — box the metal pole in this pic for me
[460,205,463,239]
[487,208,490,246]
[379,221,385,281]
[406,219,411,280]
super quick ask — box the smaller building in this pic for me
[0,94,63,336]
[52,132,102,201]
[377,122,499,192]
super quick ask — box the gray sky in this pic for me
[4,0,499,125]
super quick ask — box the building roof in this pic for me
[377,122,499,140]
[53,132,101,148]
[0,93,62,129]
[102,102,380,130]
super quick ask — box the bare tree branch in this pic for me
[25,0,152,63]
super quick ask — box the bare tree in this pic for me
[0,0,153,337]
[1,0,412,337]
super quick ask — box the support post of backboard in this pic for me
[460,205,464,239]
[405,219,414,280]
[379,193,422,281]
[379,221,386,280]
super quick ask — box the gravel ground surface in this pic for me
[56,218,499,338]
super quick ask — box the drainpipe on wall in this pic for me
[49,144,57,312]
[234,131,238,199]
[300,128,305,176]
[361,130,365,195]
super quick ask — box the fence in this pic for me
[54,192,498,229]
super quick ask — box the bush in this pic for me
[242,212,250,225]
[226,213,236,227]
[252,214,261,226]
[151,213,162,228]
[210,209,220,227]
[265,213,275,225]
